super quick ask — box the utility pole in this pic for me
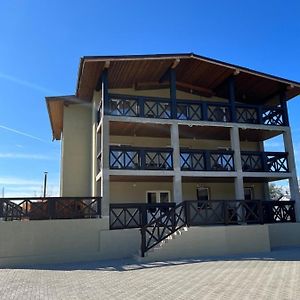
[1,187,4,198]
[43,172,48,198]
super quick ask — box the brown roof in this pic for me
[47,53,300,140]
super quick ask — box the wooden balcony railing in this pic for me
[102,94,288,126]
[106,147,289,173]
[180,149,234,171]
[241,151,289,172]
[139,200,296,256]
[0,197,102,221]
[109,146,173,170]
[109,202,175,230]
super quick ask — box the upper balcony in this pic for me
[98,93,287,127]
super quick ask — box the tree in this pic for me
[269,183,289,200]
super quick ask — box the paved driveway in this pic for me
[1,247,300,300]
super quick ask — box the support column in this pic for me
[228,76,237,123]
[91,98,98,197]
[280,91,289,126]
[283,128,300,221]
[102,68,109,115]
[100,117,110,216]
[230,126,244,200]
[171,123,182,203]
[170,69,177,119]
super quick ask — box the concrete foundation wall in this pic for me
[1,219,300,267]
[268,223,300,248]
[0,219,140,267]
[61,105,92,196]
[144,225,271,262]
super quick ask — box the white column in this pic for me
[171,123,182,203]
[283,128,300,221]
[91,98,97,197]
[100,117,110,216]
[230,127,244,200]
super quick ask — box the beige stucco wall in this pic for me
[268,223,300,248]
[1,218,299,267]
[61,104,92,196]
[110,181,265,203]
[143,225,271,262]
[110,135,260,151]
[0,219,140,267]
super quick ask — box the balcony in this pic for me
[106,147,289,173]
[241,151,289,173]
[180,149,234,171]
[101,93,287,126]
[109,146,173,170]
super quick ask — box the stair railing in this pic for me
[140,201,187,257]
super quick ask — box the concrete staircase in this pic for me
[134,226,189,262]
[134,224,272,263]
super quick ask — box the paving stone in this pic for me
[0,247,300,300]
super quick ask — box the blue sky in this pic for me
[0,0,300,196]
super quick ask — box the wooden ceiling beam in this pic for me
[176,81,214,97]
[134,81,169,90]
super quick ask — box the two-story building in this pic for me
[45,53,300,258]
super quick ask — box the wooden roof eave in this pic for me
[75,53,300,102]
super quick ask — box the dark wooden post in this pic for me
[170,69,177,119]
[48,198,56,219]
[102,68,109,115]
[0,199,4,220]
[280,91,289,126]
[228,76,237,123]
[97,197,102,218]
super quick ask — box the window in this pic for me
[196,187,211,209]
[146,191,170,204]
[244,187,254,200]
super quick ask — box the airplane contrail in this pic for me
[0,125,48,143]
[0,72,57,95]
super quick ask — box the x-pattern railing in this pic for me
[236,106,259,124]
[180,151,205,171]
[139,200,295,256]
[262,107,284,126]
[110,148,140,169]
[105,94,287,126]
[109,146,173,170]
[207,104,231,122]
[145,151,173,170]
[109,203,175,230]
[263,201,296,223]
[180,149,234,171]
[209,151,234,171]
[109,96,139,117]
[176,101,202,121]
[0,197,101,221]
[242,151,289,172]
[266,153,289,172]
[144,99,171,119]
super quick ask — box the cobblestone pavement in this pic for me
[1,247,300,300]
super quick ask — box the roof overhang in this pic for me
[76,53,300,102]
[47,53,300,140]
[46,95,85,140]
